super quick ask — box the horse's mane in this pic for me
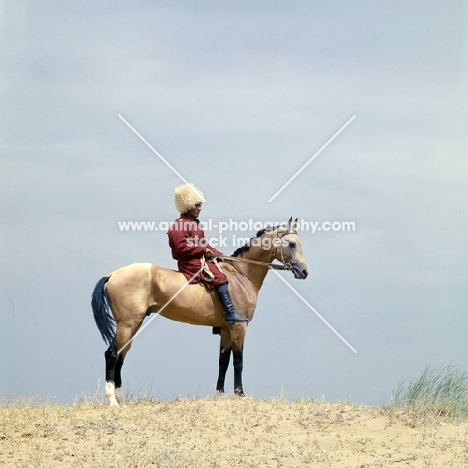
[231,227,273,257]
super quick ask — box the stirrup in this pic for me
[225,312,248,324]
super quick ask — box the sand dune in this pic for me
[1,397,467,467]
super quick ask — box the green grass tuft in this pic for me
[391,364,468,419]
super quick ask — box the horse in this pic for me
[91,218,308,406]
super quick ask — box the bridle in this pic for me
[275,228,295,269]
[215,229,294,271]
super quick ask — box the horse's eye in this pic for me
[289,242,296,249]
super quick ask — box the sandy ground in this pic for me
[1,397,468,467]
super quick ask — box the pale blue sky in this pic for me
[1,1,467,405]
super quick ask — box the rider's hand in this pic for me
[205,249,213,259]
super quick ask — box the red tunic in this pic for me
[167,214,227,288]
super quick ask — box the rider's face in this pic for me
[187,203,202,219]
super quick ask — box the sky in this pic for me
[1,1,467,407]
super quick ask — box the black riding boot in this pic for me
[216,284,249,324]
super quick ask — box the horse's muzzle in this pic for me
[291,263,308,279]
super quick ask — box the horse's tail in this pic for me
[91,276,116,346]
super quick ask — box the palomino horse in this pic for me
[91,218,308,406]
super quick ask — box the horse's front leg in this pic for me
[233,344,244,396]
[230,323,246,396]
[216,329,232,394]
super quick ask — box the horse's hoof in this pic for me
[115,388,125,406]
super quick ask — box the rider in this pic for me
[167,183,248,324]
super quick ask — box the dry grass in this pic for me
[1,395,468,467]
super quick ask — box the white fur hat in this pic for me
[174,183,205,214]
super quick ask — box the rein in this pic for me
[214,255,291,271]
[212,228,296,272]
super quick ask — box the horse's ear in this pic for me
[293,217,298,232]
[287,216,293,229]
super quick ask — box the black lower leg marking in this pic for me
[114,354,124,389]
[216,347,231,393]
[233,347,244,396]
[104,342,117,384]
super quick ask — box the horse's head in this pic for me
[275,217,309,280]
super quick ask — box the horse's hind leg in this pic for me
[114,340,136,406]
[104,323,139,406]
[114,353,125,405]
[104,348,127,406]
[216,329,232,394]
[113,320,144,405]
[104,342,119,406]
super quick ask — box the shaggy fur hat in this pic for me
[174,183,205,214]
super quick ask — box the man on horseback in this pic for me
[167,183,248,324]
